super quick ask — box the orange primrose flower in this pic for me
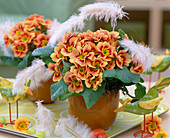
[23,20,37,31]
[31,30,42,45]
[95,28,110,42]
[13,118,29,132]
[69,45,94,66]
[114,48,131,69]
[88,57,107,76]
[61,36,79,56]
[85,72,103,91]
[48,63,62,82]
[36,34,50,48]
[25,14,45,27]
[51,44,65,64]
[70,64,89,80]
[12,42,28,58]
[154,131,168,138]
[45,19,53,29]
[18,31,35,43]
[25,14,44,21]
[64,71,83,93]
[97,41,114,61]
[104,59,116,69]
[10,22,24,36]
[109,31,120,40]
[4,35,13,47]
[84,30,98,42]
[62,32,78,43]
[130,60,144,74]
[141,115,163,134]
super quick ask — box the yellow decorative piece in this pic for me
[151,56,164,68]
[0,77,13,88]
[139,96,163,110]
[0,77,32,103]
[13,118,29,132]
[154,131,168,138]
[0,98,168,138]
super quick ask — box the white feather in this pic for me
[120,39,155,72]
[12,59,53,94]
[48,18,61,36]
[49,1,127,46]
[54,116,91,138]
[79,1,127,28]
[49,15,84,46]
[0,20,16,57]
[35,101,55,137]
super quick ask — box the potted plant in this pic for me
[45,2,154,129]
[0,14,56,103]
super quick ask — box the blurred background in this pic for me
[0,0,169,81]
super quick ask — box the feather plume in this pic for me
[120,39,155,72]
[0,20,16,56]
[49,1,127,46]
[35,101,55,137]
[48,18,61,36]
[54,116,91,138]
[49,15,84,46]
[12,59,53,94]
[79,1,127,28]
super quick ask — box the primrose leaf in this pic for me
[118,29,125,40]
[41,56,55,66]
[135,83,146,98]
[32,46,54,57]
[62,60,73,73]
[17,52,34,69]
[80,81,106,109]
[103,69,116,78]
[59,92,79,101]
[50,79,69,101]
[115,66,140,84]
[0,56,21,66]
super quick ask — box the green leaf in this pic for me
[32,46,54,57]
[62,60,73,73]
[59,92,79,101]
[80,81,106,109]
[118,29,125,40]
[103,69,116,78]
[115,66,140,84]
[140,77,144,83]
[103,66,140,84]
[50,79,69,101]
[41,56,55,66]
[17,52,34,69]
[135,83,146,98]
[0,56,21,66]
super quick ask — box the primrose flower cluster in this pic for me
[4,14,52,58]
[49,29,144,93]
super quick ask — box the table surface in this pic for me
[0,81,170,138]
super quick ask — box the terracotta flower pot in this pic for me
[68,91,119,129]
[27,77,55,103]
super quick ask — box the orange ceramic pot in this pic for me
[68,91,119,129]
[27,78,55,103]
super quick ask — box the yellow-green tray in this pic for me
[0,98,168,138]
